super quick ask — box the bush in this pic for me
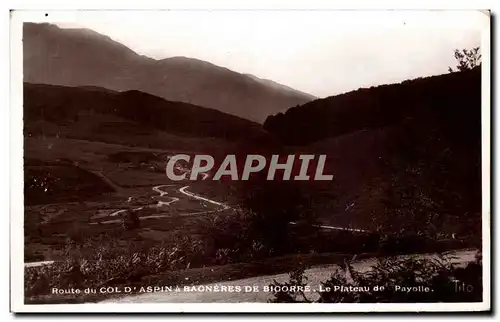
[122,210,140,230]
[269,252,483,303]
[24,234,209,297]
[269,267,311,303]
[66,225,87,245]
[203,208,297,263]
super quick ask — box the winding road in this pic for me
[90,171,368,233]
[26,169,367,268]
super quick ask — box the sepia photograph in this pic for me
[10,9,490,313]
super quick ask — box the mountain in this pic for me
[243,74,316,101]
[262,68,482,235]
[23,23,315,123]
[24,83,265,145]
[264,68,481,146]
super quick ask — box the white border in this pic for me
[3,0,499,10]
[9,8,491,313]
[479,12,492,315]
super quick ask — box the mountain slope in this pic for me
[244,74,316,101]
[263,68,481,146]
[262,69,482,235]
[24,83,265,144]
[23,23,315,123]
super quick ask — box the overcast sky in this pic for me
[54,10,487,98]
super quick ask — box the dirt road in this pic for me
[101,248,478,303]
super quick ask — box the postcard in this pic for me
[10,9,491,313]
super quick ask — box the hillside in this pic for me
[23,23,315,123]
[24,83,266,148]
[261,68,482,236]
[264,68,481,145]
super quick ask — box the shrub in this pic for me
[66,225,87,245]
[203,208,295,263]
[269,267,312,303]
[269,252,483,303]
[122,210,140,230]
[24,234,209,297]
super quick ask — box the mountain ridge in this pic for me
[23,23,315,123]
[23,82,266,146]
[244,74,316,101]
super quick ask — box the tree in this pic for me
[448,47,481,73]
[122,209,140,230]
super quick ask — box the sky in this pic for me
[52,10,488,98]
